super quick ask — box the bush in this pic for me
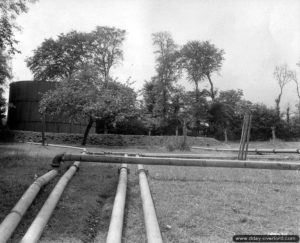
[165,137,191,151]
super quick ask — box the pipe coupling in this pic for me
[51,153,65,167]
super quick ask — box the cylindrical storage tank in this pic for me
[7,80,94,133]
[7,81,57,132]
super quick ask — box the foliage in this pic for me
[0,0,36,125]
[26,26,126,83]
[250,104,279,140]
[0,52,11,122]
[26,31,89,81]
[181,41,224,100]
[0,0,36,54]
[151,32,180,121]
[40,74,137,126]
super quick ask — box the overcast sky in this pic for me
[11,0,300,111]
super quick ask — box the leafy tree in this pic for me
[209,89,252,140]
[250,104,279,141]
[180,41,205,101]
[89,26,126,86]
[151,32,180,124]
[141,79,160,135]
[27,26,126,84]
[40,70,138,145]
[26,31,89,81]
[0,0,36,125]
[208,102,233,142]
[0,0,36,54]
[181,41,224,101]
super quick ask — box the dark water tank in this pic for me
[7,80,94,133]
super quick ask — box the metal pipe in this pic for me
[20,160,81,243]
[0,170,58,243]
[192,147,300,154]
[86,151,289,160]
[106,161,128,243]
[53,153,300,171]
[137,160,163,243]
[243,114,252,160]
[238,114,247,159]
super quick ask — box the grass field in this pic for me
[0,142,299,242]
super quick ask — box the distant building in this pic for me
[7,80,95,134]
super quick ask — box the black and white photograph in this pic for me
[0,0,299,242]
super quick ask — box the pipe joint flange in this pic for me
[118,166,129,174]
[51,153,65,168]
[136,168,149,176]
[297,149,300,154]
[72,164,80,171]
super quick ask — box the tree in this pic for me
[89,26,126,86]
[1,0,36,125]
[27,26,126,84]
[151,32,180,124]
[0,51,11,126]
[26,31,90,81]
[40,70,138,145]
[273,64,293,117]
[181,41,224,101]
[208,102,233,142]
[250,104,280,141]
[0,0,36,54]
[141,79,160,135]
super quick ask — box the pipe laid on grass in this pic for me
[192,147,300,154]
[86,151,290,161]
[53,153,300,171]
[106,161,128,243]
[0,170,58,243]
[137,160,163,243]
[20,160,81,243]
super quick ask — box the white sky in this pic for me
[11,0,300,112]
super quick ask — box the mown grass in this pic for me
[146,165,300,242]
[0,143,119,242]
[1,142,300,242]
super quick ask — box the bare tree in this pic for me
[273,64,292,117]
[291,71,299,99]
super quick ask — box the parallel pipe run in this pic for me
[137,162,163,243]
[0,170,58,243]
[20,161,81,243]
[192,147,300,154]
[53,154,300,171]
[106,162,128,243]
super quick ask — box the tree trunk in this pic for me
[195,81,199,102]
[41,113,46,146]
[224,128,228,143]
[183,120,187,147]
[104,120,108,134]
[271,126,276,145]
[286,106,290,129]
[206,73,215,100]
[82,117,94,145]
